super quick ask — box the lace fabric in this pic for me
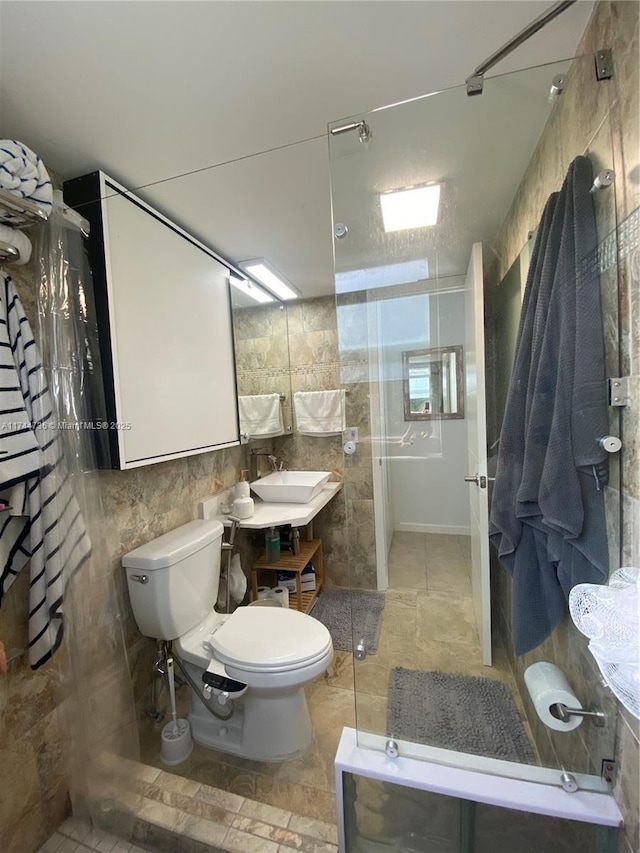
[569,568,640,719]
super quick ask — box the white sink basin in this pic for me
[250,471,331,504]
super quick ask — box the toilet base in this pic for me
[183,662,313,762]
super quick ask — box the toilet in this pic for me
[123,519,333,762]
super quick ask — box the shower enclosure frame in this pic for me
[334,728,622,852]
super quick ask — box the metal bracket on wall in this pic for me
[466,74,484,97]
[609,377,630,407]
[595,49,614,81]
[601,758,616,785]
[329,121,372,143]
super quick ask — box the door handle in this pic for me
[464,474,494,489]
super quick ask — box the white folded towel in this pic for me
[294,390,346,436]
[0,140,53,223]
[238,393,284,438]
[0,224,32,265]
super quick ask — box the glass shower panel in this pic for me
[342,773,620,853]
[329,54,621,785]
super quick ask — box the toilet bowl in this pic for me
[177,606,332,760]
[123,519,333,761]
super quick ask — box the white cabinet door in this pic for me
[103,188,239,467]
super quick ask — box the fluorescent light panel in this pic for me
[229,274,274,304]
[380,184,441,232]
[239,259,299,301]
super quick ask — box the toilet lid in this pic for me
[211,606,332,671]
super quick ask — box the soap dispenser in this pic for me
[233,470,254,519]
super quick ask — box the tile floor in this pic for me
[44,757,339,853]
[354,532,534,740]
[40,818,154,853]
[138,532,535,826]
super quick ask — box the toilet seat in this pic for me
[212,606,332,672]
[176,603,332,674]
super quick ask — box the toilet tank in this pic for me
[123,519,224,640]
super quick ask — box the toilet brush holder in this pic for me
[160,717,193,765]
[161,656,193,765]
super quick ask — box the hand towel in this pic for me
[238,393,284,438]
[294,390,346,436]
[0,274,92,669]
[0,223,32,265]
[0,140,53,224]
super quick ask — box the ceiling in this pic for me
[0,1,594,297]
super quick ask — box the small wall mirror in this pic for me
[402,345,464,420]
[230,290,293,439]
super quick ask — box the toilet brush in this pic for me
[160,656,193,765]
[167,656,179,735]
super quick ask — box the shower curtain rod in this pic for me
[466,0,577,95]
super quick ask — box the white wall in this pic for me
[379,287,470,535]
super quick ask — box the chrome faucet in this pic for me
[249,448,284,480]
[268,454,284,472]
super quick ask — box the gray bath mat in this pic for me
[387,668,535,764]
[309,587,385,653]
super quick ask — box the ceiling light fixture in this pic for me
[380,184,441,233]
[239,258,299,301]
[229,273,274,304]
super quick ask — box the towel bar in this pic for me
[0,187,49,227]
[0,239,20,262]
[291,389,350,395]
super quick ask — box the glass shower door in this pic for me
[329,52,623,830]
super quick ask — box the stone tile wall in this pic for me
[486,3,639,849]
[273,296,377,590]
[233,302,293,433]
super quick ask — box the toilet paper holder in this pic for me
[550,702,606,727]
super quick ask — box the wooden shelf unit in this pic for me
[251,538,323,613]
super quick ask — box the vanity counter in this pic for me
[205,482,342,529]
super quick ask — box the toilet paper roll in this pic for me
[524,662,583,732]
[270,586,289,608]
[257,586,271,601]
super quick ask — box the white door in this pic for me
[464,242,492,666]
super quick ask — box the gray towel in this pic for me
[490,156,609,655]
